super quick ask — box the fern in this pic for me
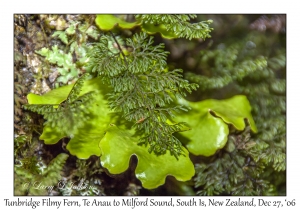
[135,14,213,40]
[23,73,94,135]
[15,14,286,196]
[87,32,198,158]
[190,19,286,195]
[186,56,267,91]
[194,127,274,196]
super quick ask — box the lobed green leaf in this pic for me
[27,77,113,158]
[95,14,139,31]
[26,78,195,189]
[141,23,177,39]
[100,125,195,189]
[175,95,257,156]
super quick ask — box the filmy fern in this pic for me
[186,56,268,91]
[135,15,213,40]
[194,127,273,196]
[23,73,94,136]
[87,32,198,158]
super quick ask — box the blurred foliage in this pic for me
[193,127,278,196]
[58,157,105,196]
[182,14,286,196]
[14,153,68,195]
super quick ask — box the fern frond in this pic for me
[66,73,91,103]
[135,14,213,40]
[23,73,94,135]
[186,56,268,91]
[23,104,58,115]
[87,32,198,157]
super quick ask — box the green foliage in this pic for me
[24,78,195,189]
[94,14,213,40]
[14,153,68,195]
[193,127,276,196]
[25,76,111,158]
[14,135,30,156]
[185,56,268,91]
[18,14,284,195]
[23,74,95,136]
[36,45,80,84]
[100,125,195,189]
[195,37,286,173]
[175,95,257,156]
[24,78,194,188]
[28,14,214,159]
[95,14,138,31]
[87,32,198,158]
[59,158,105,196]
[135,15,213,40]
[52,31,68,44]
[189,16,286,195]
[25,75,256,189]
[36,18,100,85]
